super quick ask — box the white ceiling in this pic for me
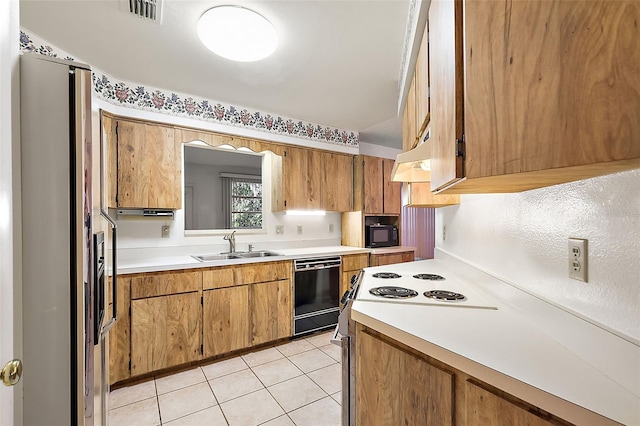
[20,0,412,148]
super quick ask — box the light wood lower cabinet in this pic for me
[356,326,454,425]
[356,324,576,426]
[369,250,414,267]
[466,381,559,426]
[108,276,131,385]
[130,292,202,377]
[203,286,250,358]
[251,279,292,346]
[110,261,295,385]
[340,253,369,297]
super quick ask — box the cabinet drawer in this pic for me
[131,270,201,299]
[342,253,369,271]
[203,261,291,290]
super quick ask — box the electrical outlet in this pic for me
[329,224,334,233]
[275,225,283,234]
[568,238,588,282]
[161,225,170,238]
[297,225,302,234]
[442,225,447,241]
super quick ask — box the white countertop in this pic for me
[351,252,640,426]
[115,245,380,274]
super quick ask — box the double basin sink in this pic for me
[192,250,283,262]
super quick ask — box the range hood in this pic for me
[116,209,175,218]
[391,127,432,183]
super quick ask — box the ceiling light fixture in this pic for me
[197,6,278,62]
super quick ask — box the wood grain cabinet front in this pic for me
[108,276,131,385]
[355,324,580,426]
[203,285,250,358]
[275,147,353,212]
[429,0,640,194]
[340,253,369,298]
[130,291,202,377]
[251,279,292,346]
[356,326,454,425]
[369,250,414,267]
[105,115,182,209]
[353,155,401,215]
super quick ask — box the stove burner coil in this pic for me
[424,290,466,301]
[369,286,418,299]
[372,272,402,279]
[413,273,445,281]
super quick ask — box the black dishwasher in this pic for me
[293,256,342,336]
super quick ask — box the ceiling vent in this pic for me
[126,0,162,22]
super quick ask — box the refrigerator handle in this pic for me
[100,208,117,335]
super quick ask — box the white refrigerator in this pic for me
[20,53,117,426]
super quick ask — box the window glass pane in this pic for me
[230,178,262,229]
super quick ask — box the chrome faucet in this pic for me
[223,231,236,253]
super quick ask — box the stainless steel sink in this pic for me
[192,253,241,262]
[192,250,283,262]
[234,250,283,258]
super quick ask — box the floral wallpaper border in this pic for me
[19,29,359,147]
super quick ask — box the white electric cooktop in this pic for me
[356,261,498,310]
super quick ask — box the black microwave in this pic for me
[365,224,398,248]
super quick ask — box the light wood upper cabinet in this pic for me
[274,146,353,212]
[322,151,354,212]
[383,158,401,215]
[402,75,418,152]
[430,0,640,193]
[353,155,400,215]
[280,146,321,210]
[415,22,430,135]
[108,118,182,209]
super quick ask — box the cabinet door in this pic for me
[323,152,353,212]
[251,280,292,346]
[356,328,454,425]
[362,156,384,214]
[402,75,418,152]
[108,276,131,385]
[283,146,320,209]
[130,292,201,376]
[383,158,401,214]
[429,0,464,192]
[203,286,250,358]
[116,120,182,209]
[466,381,559,426]
[415,22,430,133]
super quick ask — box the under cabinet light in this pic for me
[285,210,326,216]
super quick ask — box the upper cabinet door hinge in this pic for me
[456,135,466,158]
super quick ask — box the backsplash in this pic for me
[436,169,640,342]
[19,29,359,149]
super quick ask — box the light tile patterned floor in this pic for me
[108,331,341,426]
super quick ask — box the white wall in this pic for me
[1,1,21,424]
[436,169,640,342]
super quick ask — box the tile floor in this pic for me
[108,331,341,426]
